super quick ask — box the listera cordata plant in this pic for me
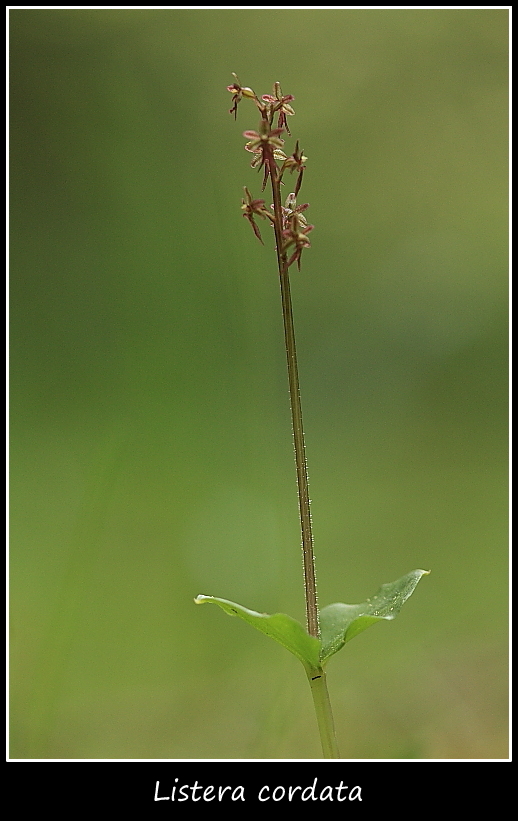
[195,75,429,759]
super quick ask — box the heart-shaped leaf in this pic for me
[194,595,321,671]
[319,569,430,664]
[195,570,429,671]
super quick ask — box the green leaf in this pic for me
[195,570,429,672]
[319,569,429,665]
[194,595,321,671]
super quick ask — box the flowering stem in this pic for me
[268,154,319,639]
[269,156,339,757]
[229,78,339,757]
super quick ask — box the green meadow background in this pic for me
[10,9,508,759]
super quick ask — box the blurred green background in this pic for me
[10,9,508,759]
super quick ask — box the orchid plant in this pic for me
[195,76,429,759]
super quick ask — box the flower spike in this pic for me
[226,75,313,270]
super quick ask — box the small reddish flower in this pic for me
[281,194,314,270]
[279,141,307,197]
[262,82,295,134]
[279,192,309,231]
[243,120,285,189]
[241,186,275,244]
[283,223,314,270]
[227,73,257,119]
[243,120,285,153]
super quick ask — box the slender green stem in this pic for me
[268,154,319,639]
[279,267,319,637]
[307,668,340,758]
[268,140,338,759]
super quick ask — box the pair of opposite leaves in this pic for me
[196,569,429,673]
